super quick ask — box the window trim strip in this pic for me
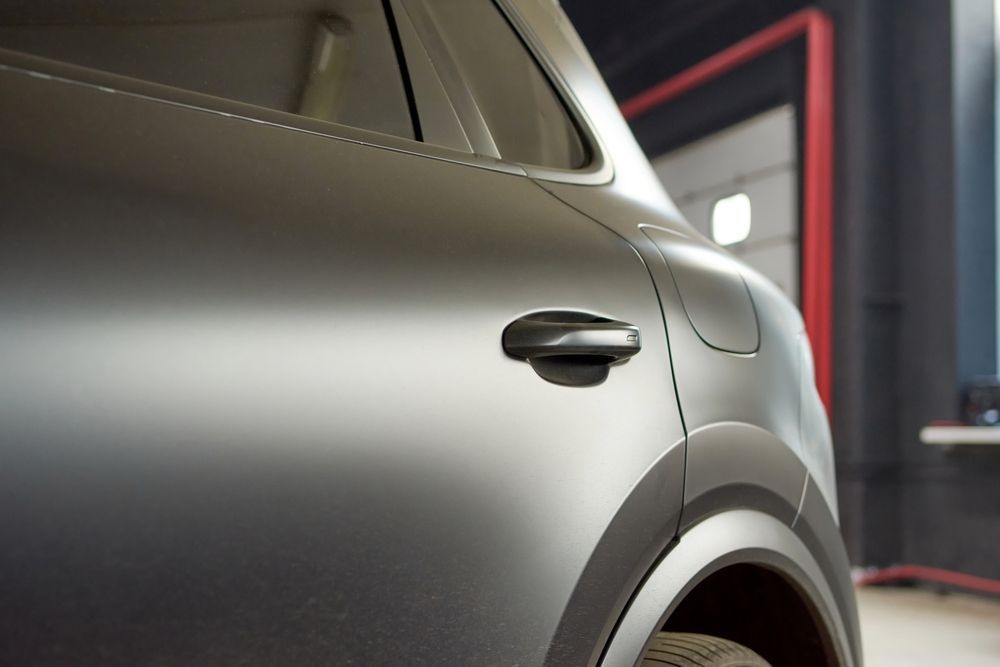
[0,47,526,177]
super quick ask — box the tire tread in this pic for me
[640,632,771,667]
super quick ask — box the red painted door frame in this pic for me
[620,9,835,414]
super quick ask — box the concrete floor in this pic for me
[857,587,1000,666]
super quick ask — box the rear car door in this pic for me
[0,1,685,664]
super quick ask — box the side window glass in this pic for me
[0,1,416,140]
[422,0,587,169]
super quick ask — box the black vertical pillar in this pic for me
[830,0,903,568]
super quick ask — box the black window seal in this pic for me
[382,0,423,142]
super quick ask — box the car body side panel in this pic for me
[641,227,760,355]
[511,0,853,662]
[513,0,809,472]
[528,177,856,663]
[512,0,839,528]
[0,58,686,664]
[682,422,807,531]
[543,441,685,667]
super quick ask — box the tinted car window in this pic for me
[0,1,415,140]
[424,0,586,169]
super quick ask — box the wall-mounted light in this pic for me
[711,192,752,246]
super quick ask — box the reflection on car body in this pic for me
[0,1,859,665]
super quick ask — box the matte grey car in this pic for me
[0,1,859,665]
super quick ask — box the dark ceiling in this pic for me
[560,0,813,101]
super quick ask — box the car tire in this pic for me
[641,632,771,666]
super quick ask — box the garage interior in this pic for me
[561,0,1000,663]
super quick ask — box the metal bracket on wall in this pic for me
[919,424,1000,446]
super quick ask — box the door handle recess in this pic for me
[503,311,641,386]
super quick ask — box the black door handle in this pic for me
[503,311,641,386]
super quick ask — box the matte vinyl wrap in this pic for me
[795,476,862,667]
[0,64,687,664]
[514,1,854,662]
[514,0,837,520]
[641,226,760,354]
[0,1,858,664]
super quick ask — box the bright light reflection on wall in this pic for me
[711,192,752,246]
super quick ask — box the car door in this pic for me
[0,1,685,664]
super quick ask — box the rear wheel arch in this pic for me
[659,563,839,666]
[599,510,856,667]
